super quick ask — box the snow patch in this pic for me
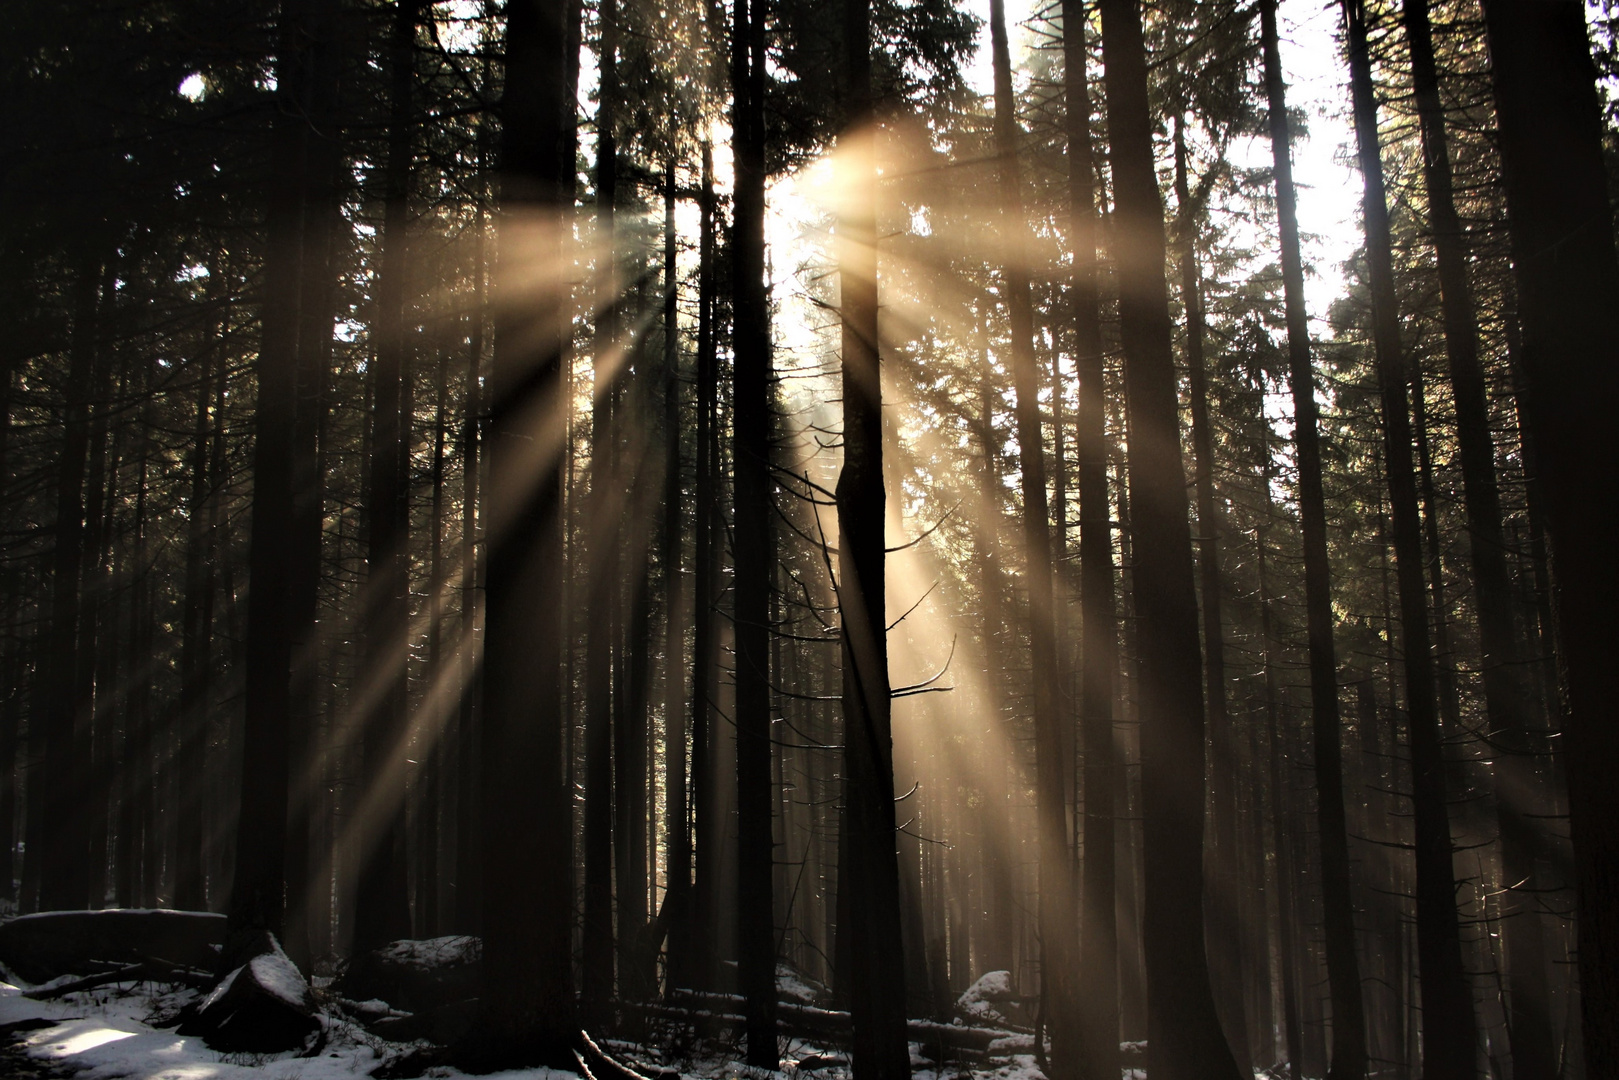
[954,970,1016,1025]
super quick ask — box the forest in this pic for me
[0,0,1616,1077]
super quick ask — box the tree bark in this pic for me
[835,6,908,1072]
[1479,1,1619,1073]
[1258,5,1367,1074]
[1096,2,1239,1076]
[1171,111,1250,1075]
[40,253,100,914]
[583,0,621,1015]
[732,0,778,1057]
[680,142,720,994]
[659,157,689,995]
[1063,10,1120,1077]
[354,0,419,957]
[1398,3,1555,1077]
[986,3,1076,1074]
[473,0,577,1060]
[1343,3,1477,1074]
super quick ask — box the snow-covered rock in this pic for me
[179,935,320,1053]
[776,960,830,1006]
[954,970,1018,1026]
[336,934,480,1015]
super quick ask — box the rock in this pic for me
[953,970,1029,1028]
[0,910,225,984]
[179,937,321,1054]
[335,936,480,1014]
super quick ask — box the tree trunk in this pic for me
[175,274,220,914]
[228,0,313,939]
[986,5,1076,1074]
[1063,10,1120,1077]
[1343,3,1477,1074]
[474,0,577,1059]
[1398,2,1556,1075]
[679,142,719,995]
[835,6,908,1071]
[1479,1,1619,1072]
[1258,5,1367,1074]
[583,0,621,1018]
[40,253,100,914]
[659,157,688,995]
[1096,2,1238,1076]
[1171,111,1250,1075]
[454,195,485,937]
[732,0,778,1058]
[420,343,450,937]
[282,0,344,966]
[354,0,419,957]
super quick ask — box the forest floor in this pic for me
[0,977,1080,1080]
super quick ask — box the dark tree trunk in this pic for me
[40,253,100,914]
[835,6,907,1072]
[583,0,620,1018]
[659,157,688,994]
[1258,5,1367,1074]
[1096,2,1238,1076]
[420,344,450,937]
[676,143,715,997]
[1343,3,1477,1074]
[1063,10,1120,1077]
[1171,112,1250,1076]
[473,0,577,1060]
[175,276,220,914]
[684,142,719,995]
[968,310,1014,984]
[1401,1,1556,1075]
[1479,1,1619,1073]
[228,1,313,939]
[81,330,116,912]
[732,0,777,1058]
[618,419,654,997]
[986,3,1076,1074]
[354,0,419,957]
[454,196,484,937]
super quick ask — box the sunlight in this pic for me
[30,1025,136,1056]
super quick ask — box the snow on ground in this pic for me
[0,979,575,1080]
[0,975,1253,1080]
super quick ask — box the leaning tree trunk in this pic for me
[1343,4,1477,1076]
[1096,2,1239,1077]
[474,0,578,1062]
[1479,1,1619,1073]
[1063,10,1121,1079]
[835,0,908,1070]
[1258,5,1367,1075]
[985,4,1077,1074]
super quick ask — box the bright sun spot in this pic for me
[179,72,205,101]
[38,1026,137,1056]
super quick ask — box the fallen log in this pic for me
[0,910,225,984]
[25,959,214,1001]
[639,993,1010,1058]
